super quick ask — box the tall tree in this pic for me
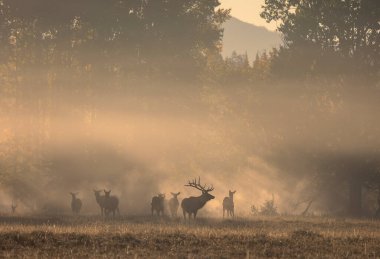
[261,0,380,78]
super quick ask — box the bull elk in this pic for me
[168,192,181,218]
[223,190,236,218]
[103,190,120,217]
[151,193,165,216]
[70,192,82,215]
[181,177,214,220]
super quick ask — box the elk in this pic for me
[70,192,82,215]
[103,190,119,217]
[181,177,214,220]
[93,189,105,216]
[11,203,17,214]
[151,193,165,216]
[223,190,236,218]
[168,192,181,218]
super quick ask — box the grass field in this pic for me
[1,215,380,258]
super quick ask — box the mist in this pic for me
[0,0,379,218]
[1,74,378,217]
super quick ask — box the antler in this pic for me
[185,177,214,192]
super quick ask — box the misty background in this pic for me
[0,0,379,218]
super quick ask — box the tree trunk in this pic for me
[348,179,362,217]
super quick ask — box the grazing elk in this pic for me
[70,192,82,215]
[103,190,120,217]
[93,189,105,216]
[181,177,214,220]
[223,190,236,218]
[168,192,181,218]
[151,193,165,216]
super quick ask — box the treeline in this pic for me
[0,0,379,216]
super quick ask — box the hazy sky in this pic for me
[220,0,277,31]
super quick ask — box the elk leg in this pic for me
[182,209,186,220]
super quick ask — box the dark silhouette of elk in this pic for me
[223,190,236,218]
[70,192,82,215]
[93,189,106,216]
[168,192,181,218]
[11,203,17,214]
[181,177,214,219]
[151,193,165,216]
[103,190,119,217]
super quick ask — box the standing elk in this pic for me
[70,192,82,215]
[151,193,165,216]
[181,177,214,220]
[93,189,105,216]
[168,192,181,218]
[223,190,236,218]
[11,203,17,214]
[103,190,120,217]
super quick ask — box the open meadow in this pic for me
[1,215,380,258]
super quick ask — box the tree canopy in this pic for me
[0,0,230,81]
[261,0,380,78]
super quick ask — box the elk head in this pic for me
[104,189,111,198]
[229,190,236,199]
[185,177,215,201]
[70,192,79,198]
[171,192,181,198]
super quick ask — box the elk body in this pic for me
[168,192,180,218]
[70,192,82,215]
[103,190,119,217]
[181,178,214,219]
[151,193,165,216]
[93,190,106,216]
[223,190,236,218]
[11,203,17,214]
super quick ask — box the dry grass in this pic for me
[1,215,380,258]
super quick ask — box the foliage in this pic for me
[251,196,279,216]
[0,0,230,82]
[261,0,380,79]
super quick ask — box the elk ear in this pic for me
[171,192,175,195]
[177,192,181,195]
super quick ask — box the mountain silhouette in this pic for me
[222,17,282,61]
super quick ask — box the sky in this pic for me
[220,0,277,31]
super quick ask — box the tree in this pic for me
[261,0,380,79]
[0,0,231,205]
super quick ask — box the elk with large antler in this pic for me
[181,177,214,220]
